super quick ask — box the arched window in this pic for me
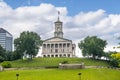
[48,55,50,57]
[59,54,62,57]
[63,54,66,57]
[55,54,58,57]
[51,55,54,57]
[43,55,46,57]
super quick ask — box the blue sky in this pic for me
[0,0,120,56]
[4,0,120,16]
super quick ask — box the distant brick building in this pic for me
[42,14,75,57]
[0,28,13,51]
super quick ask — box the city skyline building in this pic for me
[0,28,13,51]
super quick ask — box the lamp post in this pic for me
[78,73,82,80]
[16,74,19,80]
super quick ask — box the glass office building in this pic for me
[0,28,13,51]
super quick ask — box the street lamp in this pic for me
[78,73,82,80]
[16,74,19,80]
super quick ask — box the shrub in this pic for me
[110,59,119,67]
[45,66,58,69]
[61,61,68,64]
[1,61,12,68]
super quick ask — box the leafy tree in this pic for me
[109,37,120,67]
[103,51,116,61]
[111,53,120,60]
[0,45,5,62]
[14,31,42,60]
[78,36,107,59]
[110,58,119,67]
[11,51,22,60]
[5,51,13,61]
[14,38,24,59]
[110,53,120,67]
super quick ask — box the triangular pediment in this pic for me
[44,37,72,42]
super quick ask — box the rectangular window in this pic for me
[55,49,58,53]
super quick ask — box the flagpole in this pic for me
[58,11,60,21]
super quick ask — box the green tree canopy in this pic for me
[110,53,120,67]
[111,53,120,60]
[78,36,107,59]
[14,31,42,60]
[0,45,5,62]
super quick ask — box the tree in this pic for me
[110,53,120,67]
[111,53,120,60]
[0,45,5,62]
[14,31,42,60]
[8,51,22,60]
[78,36,107,59]
[103,51,116,61]
[5,51,12,61]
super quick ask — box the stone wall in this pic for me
[59,63,85,69]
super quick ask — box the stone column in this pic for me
[58,43,59,53]
[65,43,67,52]
[50,44,51,49]
[53,44,55,53]
[46,44,48,53]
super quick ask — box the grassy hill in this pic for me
[9,58,110,68]
[0,68,120,80]
[0,58,119,80]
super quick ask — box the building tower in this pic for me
[54,11,63,38]
[0,28,13,51]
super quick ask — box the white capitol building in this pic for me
[41,14,75,57]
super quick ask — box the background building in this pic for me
[0,28,13,51]
[42,16,75,57]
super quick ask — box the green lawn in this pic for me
[0,68,119,80]
[9,58,110,68]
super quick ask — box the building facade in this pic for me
[42,16,75,57]
[0,28,13,51]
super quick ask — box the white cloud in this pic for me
[74,9,106,27]
[0,1,120,57]
[0,1,13,18]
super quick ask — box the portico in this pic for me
[42,38,75,57]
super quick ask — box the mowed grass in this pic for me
[9,58,110,68]
[0,68,120,80]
